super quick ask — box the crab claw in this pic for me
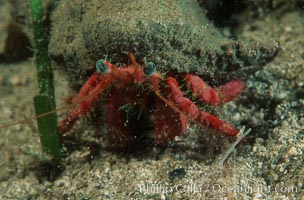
[219,79,244,103]
[184,74,244,105]
[104,88,134,146]
[154,96,188,144]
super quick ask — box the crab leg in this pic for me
[184,74,244,105]
[166,77,239,136]
[59,74,112,133]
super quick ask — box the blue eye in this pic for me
[144,62,156,76]
[96,59,108,73]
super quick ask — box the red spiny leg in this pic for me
[198,111,238,136]
[154,96,188,144]
[77,73,102,100]
[184,74,244,105]
[166,77,239,136]
[78,76,112,115]
[59,75,112,133]
[62,73,103,106]
[104,88,134,146]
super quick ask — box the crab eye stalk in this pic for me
[96,59,108,73]
[144,62,156,76]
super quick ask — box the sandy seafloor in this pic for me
[0,2,303,200]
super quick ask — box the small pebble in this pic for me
[287,146,297,156]
[284,26,292,32]
[169,168,186,180]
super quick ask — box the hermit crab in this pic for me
[47,0,281,147]
[59,53,244,145]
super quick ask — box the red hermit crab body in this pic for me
[59,53,244,145]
